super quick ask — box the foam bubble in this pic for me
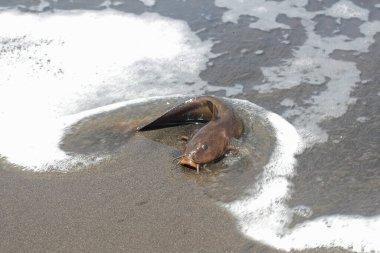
[139,0,155,7]
[292,205,313,218]
[356,116,369,123]
[99,0,124,8]
[325,0,369,20]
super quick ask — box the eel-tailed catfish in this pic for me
[137,96,244,173]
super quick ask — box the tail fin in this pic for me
[137,98,212,131]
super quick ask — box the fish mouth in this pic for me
[179,156,201,173]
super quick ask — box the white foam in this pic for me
[325,0,369,20]
[225,99,380,253]
[1,94,186,171]
[216,0,380,146]
[99,0,124,8]
[265,13,377,145]
[280,98,295,107]
[292,205,313,218]
[0,10,244,170]
[215,1,380,250]
[217,0,296,30]
[225,99,302,244]
[18,0,51,12]
[139,0,155,7]
[356,116,369,123]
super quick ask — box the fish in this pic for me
[138,96,244,173]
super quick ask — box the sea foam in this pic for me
[0,10,240,170]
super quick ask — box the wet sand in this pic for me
[0,136,264,253]
[0,135,351,253]
[0,99,351,253]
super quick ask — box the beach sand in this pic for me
[0,135,351,253]
[0,97,355,253]
[0,135,266,252]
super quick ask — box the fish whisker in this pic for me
[172,155,184,163]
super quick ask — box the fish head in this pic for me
[179,126,228,169]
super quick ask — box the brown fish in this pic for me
[138,96,243,173]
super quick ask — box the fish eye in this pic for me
[201,144,208,150]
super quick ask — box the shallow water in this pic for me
[0,0,379,252]
[60,97,275,203]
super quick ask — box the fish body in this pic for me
[138,96,243,172]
